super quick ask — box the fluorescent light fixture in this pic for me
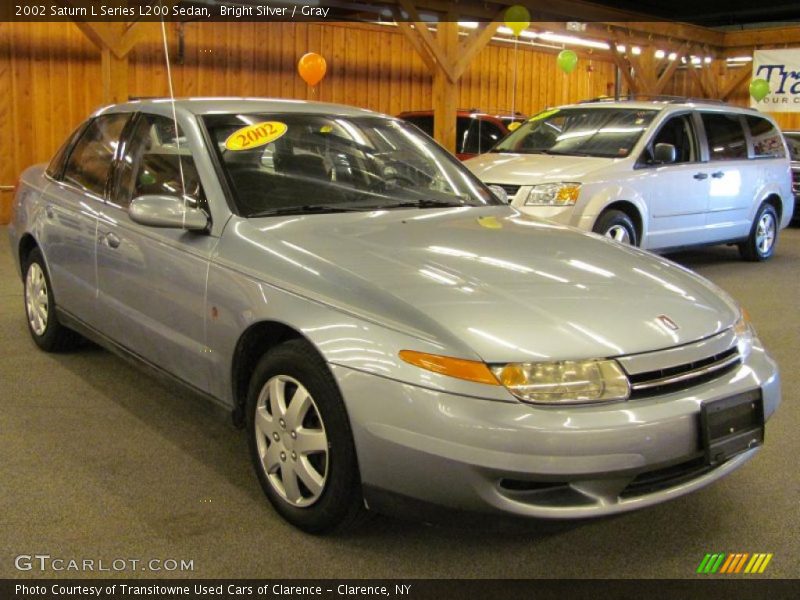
[631,46,641,55]
[616,44,626,52]
[458,21,479,29]
[654,49,665,59]
[727,56,753,63]
[668,52,677,61]
[704,56,712,64]
[538,32,609,50]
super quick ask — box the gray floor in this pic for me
[1,225,798,579]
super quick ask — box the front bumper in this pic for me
[331,344,779,519]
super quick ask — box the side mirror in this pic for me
[652,143,677,164]
[487,184,510,203]
[129,195,208,231]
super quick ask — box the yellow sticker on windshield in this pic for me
[507,121,522,132]
[225,121,288,151]
[477,216,503,229]
[528,109,560,122]
[320,125,333,133]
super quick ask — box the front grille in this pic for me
[626,347,740,399]
[487,183,521,198]
[620,457,714,498]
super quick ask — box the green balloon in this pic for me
[749,78,770,102]
[557,49,578,74]
[504,5,530,37]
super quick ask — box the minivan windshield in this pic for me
[491,107,658,158]
[203,113,499,217]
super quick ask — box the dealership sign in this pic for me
[752,49,800,111]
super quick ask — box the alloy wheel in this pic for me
[755,212,776,255]
[605,224,631,244]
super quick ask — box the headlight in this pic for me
[491,359,630,404]
[733,308,755,361]
[525,182,581,206]
[399,350,630,405]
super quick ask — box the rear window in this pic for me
[401,115,433,138]
[746,116,785,158]
[701,113,747,160]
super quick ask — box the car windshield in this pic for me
[203,113,499,217]
[490,107,658,158]
[784,133,800,161]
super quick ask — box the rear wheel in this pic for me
[593,209,638,246]
[23,248,82,352]
[739,203,778,261]
[246,338,365,533]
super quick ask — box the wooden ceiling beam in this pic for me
[452,14,502,79]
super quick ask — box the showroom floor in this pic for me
[1,225,798,579]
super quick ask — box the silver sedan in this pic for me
[8,99,779,532]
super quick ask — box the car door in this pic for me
[635,112,713,250]
[95,112,217,393]
[698,111,753,240]
[38,113,131,328]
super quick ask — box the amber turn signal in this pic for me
[398,350,500,385]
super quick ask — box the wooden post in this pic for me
[432,20,459,153]
[100,47,129,105]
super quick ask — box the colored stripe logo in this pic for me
[697,553,773,574]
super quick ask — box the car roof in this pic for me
[558,99,763,115]
[96,97,383,119]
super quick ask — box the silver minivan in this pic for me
[466,99,793,260]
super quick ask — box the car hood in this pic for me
[464,152,618,185]
[226,206,739,362]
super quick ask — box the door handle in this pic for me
[711,171,725,178]
[45,205,55,219]
[693,172,708,180]
[105,232,121,249]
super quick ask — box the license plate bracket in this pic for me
[700,390,764,466]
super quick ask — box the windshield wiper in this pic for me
[388,198,466,209]
[248,204,363,218]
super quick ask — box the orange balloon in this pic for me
[298,52,327,86]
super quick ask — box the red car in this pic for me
[398,109,525,160]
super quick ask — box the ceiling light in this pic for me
[668,52,677,61]
[538,32,609,50]
[654,49,665,59]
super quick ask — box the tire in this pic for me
[593,209,638,246]
[245,338,365,533]
[22,248,82,352]
[739,203,779,262]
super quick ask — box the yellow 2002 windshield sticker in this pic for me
[225,121,288,151]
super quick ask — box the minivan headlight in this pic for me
[525,182,581,206]
[491,359,630,404]
[733,309,755,361]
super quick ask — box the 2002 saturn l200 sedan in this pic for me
[9,99,779,533]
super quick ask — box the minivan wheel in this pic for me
[23,248,82,352]
[593,210,638,246]
[739,203,778,261]
[245,338,365,533]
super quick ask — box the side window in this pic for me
[746,116,786,158]
[113,114,205,210]
[62,113,130,196]
[46,121,89,180]
[403,116,433,138]
[648,114,698,164]
[701,113,747,161]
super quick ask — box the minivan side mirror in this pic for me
[129,195,209,231]
[652,143,677,164]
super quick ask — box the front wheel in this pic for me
[593,210,638,246]
[246,339,365,533]
[739,203,778,261]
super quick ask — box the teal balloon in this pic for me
[749,78,770,102]
[557,49,578,74]
[504,5,530,37]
